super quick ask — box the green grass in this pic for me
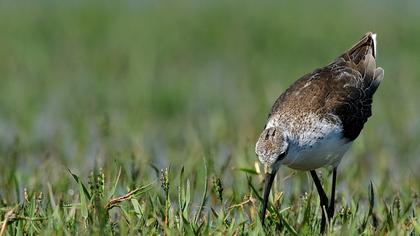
[0,0,419,235]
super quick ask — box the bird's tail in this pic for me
[347,32,376,63]
[342,32,384,95]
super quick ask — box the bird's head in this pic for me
[255,126,289,172]
[255,126,289,225]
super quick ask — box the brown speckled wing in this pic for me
[268,33,383,141]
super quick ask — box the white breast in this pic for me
[278,114,352,170]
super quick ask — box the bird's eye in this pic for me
[277,148,288,161]
[278,152,285,159]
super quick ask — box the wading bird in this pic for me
[255,32,384,233]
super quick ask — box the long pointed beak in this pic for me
[260,172,276,225]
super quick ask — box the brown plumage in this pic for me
[256,32,384,232]
[268,32,383,141]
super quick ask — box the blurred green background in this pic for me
[0,0,419,207]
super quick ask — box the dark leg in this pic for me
[310,170,329,233]
[328,167,337,219]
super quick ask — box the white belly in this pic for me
[282,137,351,170]
[279,115,352,170]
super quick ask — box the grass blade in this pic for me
[108,166,122,200]
[194,158,208,225]
[79,182,89,220]
[67,168,91,200]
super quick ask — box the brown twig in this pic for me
[0,208,16,236]
[105,188,140,210]
[227,197,254,211]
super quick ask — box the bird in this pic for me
[255,32,384,233]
